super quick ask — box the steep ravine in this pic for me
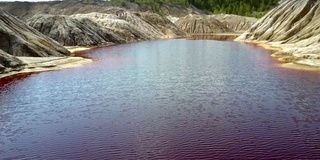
[236,0,320,68]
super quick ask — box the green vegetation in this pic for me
[110,0,280,17]
[204,0,280,17]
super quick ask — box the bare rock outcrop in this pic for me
[0,9,70,73]
[210,14,257,32]
[175,15,232,34]
[0,9,70,57]
[0,50,24,73]
[237,0,320,61]
[27,14,126,46]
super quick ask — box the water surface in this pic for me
[1,39,320,159]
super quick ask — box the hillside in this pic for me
[111,0,279,17]
[236,0,320,67]
[0,0,202,20]
[0,0,267,75]
[0,9,71,73]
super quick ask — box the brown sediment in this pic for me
[0,72,36,88]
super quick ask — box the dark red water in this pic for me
[1,39,320,159]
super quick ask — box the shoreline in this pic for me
[2,35,320,81]
[187,33,242,41]
[235,39,320,72]
[0,48,93,80]
[0,37,179,80]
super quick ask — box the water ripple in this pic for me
[1,40,320,159]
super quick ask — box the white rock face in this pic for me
[237,0,320,60]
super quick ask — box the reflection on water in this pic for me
[190,34,239,41]
[0,39,320,159]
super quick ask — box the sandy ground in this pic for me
[235,39,320,71]
[64,46,92,53]
[0,48,93,79]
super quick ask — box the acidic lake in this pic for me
[1,39,320,159]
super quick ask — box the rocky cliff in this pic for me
[0,9,70,73]
[237,0,320,63]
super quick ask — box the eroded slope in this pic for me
[237,0,320,62]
